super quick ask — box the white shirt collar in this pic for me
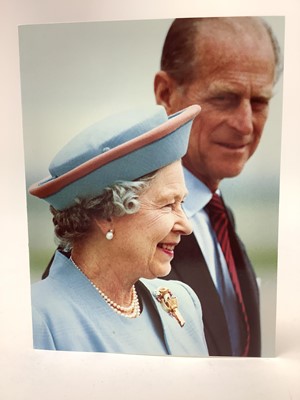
[183,167,213,218]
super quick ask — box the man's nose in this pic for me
[228,100,253,135]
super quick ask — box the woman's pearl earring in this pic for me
[106,229,114,240]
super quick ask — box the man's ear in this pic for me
[154,71,178,115]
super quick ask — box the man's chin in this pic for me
[222,163,248,179]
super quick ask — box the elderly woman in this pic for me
[29,104,208,356]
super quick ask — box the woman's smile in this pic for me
[157,242,178,258]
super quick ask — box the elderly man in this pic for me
[154,17,281,356]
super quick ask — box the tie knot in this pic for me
[205,193,225,217]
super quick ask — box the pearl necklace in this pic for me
[70,256,141,318]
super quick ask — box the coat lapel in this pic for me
[136,279,208,356]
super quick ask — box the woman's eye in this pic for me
[164,201,184,210]
[162,201,176,210]
[162,198,185,210]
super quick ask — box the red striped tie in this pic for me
[205,193,250,356]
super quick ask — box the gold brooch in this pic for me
[154,287,185,327]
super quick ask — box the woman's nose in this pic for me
[174,208,193,236]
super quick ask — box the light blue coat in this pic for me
[31,251,208,357]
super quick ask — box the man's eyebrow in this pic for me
[208,82,274,99]
[208,82,239,93]
[251,92,274,101]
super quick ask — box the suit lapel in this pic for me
[225,202,261,356]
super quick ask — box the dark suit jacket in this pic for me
[162,203,261,357]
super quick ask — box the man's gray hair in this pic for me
[160,17,283,86]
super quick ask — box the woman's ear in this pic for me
[93,217,113,237]
[154,71,178,115]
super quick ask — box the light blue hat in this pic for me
[29,104,200,210]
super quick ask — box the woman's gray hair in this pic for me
[50,172,156,251]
